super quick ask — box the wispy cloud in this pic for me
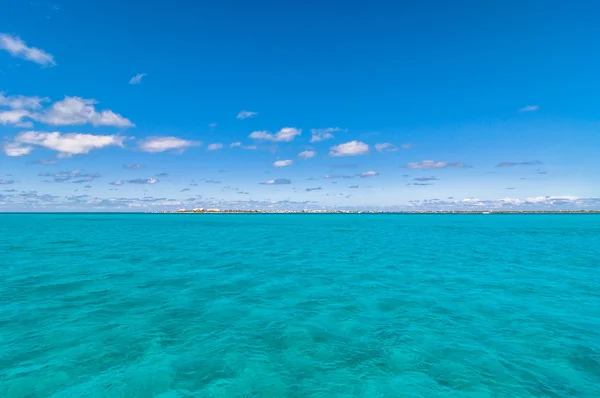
[329,141,369,157]
[349,185,359,188]
[129,73,146,85]
[34,159,57,165]
[128,178,159,184]
[138,136,201,154]
[230,142,258,150]
[274,160,292,167]
[237,110,258,120]
[298,150,316,159]
[359,171,378,178]
[123,164,143,169]
[0,179,15,185]
[109,180,124,186]
[4,131,125,157]
[495,161,543,167]
[324,174,354,179]
[374,143,398,152]
[401,143,413,149]
[519,105,539,112]
[207,143,223,151]
[260,179,291,185]
[39,170,100,183]
[0,33,56,66]
[310,127,343,142]
[249,127,301,142]
[405,160,467,169]
[306,187,322,192]
[413,177,439,181]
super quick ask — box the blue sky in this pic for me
[1,0,599,211]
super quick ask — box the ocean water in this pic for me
[0,214,599,397]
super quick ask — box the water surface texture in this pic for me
[1,214,599,397]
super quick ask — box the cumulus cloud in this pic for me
[260,179,291,185]
[375,143,398,152]
[37,97,134,127]
[274,159,292,167]
[0,110,32,126]
[0,92,48,109]
[4,131,125,157]
[249,127,301,142]
[236,110,258,119]
[310,127,343,142]
[520,105,539,112]
[128,178,158,184]
[138,136,201,153]
[405,160,467,169]
[495,161,543,167]
[306,187,322,192]
[359,171,378,178]
[0,96,133,128]
[298,150,316,159]
[329,141,369,157]
[207,143,223,151]
[3,141,34,156]
[129,73,146,85]
[0,33,56,66]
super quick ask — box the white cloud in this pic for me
[298,150,316,159]
[4,131,125,157]
[249,127,301,142]
[109,180,124,186]
[520,105,539,112]
[35,97,134,127]
[405,160,467,169]
[310,127,343,142]
[138,136,201,153]
[329,141,369,157]
[0,110,31,125]
[237,110,258,119]
[0,92,48,109]
[129,73,146,85]
[230,141,257,150]
[375,143,398,152]
[360,171,379,178]
[401,143,413,149]
[128,178,158,184]
[207,143,223,151]
[3,142,34,157]
[0,95,133,128]
[260,178,291,185]
[0,33,56,66]
[274,159,292,167]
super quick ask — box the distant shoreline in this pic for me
[158,210,600,215]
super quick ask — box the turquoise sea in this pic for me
[1,214,599,397]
